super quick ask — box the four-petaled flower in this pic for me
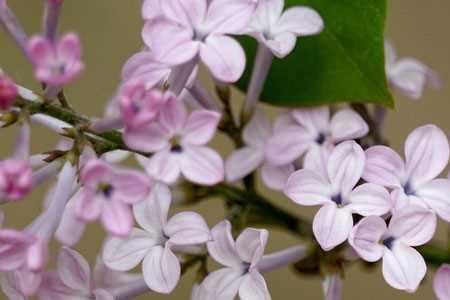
[285,141,392,251]
[349,206,437,292]
[247,0,323,58]
[74,159,151,236]
[103,184,211,294]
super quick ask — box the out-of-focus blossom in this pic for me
[28,32,84,86]
[0,74,18,110]
[323,274,343,300]
[349,206,436,292]
[103,184,210,294]
[0,159,33,202]
[434,264,450,300]
[363,124,450,221]
[247,0,323,58]
[285,141,392,251]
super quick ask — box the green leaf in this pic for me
[236,0,394,108]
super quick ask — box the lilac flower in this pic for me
[247,0,323,58]
[385,41,440,100]
[266,107,369,173]
[285,141,392,251]
[142,0,258,82]
[323,274,343,300]
[226,109,294,190]
[363,124,450,221]
[349,206,437,292]
[142,0,162,20]
[103,184,211,294]
[74,159,151,236]
[0,159,33,202]
[202,220,271,300]
[131,97,224,186]
[0,229,37,272]
[0,73,18,110]
[434,264,450,300]
[28,32,84,86]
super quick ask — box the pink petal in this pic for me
[330,109,369,142]
[165,211,211,245]
[201,268,242,299]
[405,124,449,186]
[179,145,224,185]
[142,0,162,20]
[102,228,157,271]
[363,145,406,189]
[55,195,87,247]
[260,162,294,191]
[261,32,297,58]
[142,245,180,294]
[28,35,53,67]
[322,274,343,300]
[382,243,426,292]
[434,264,450,300]
[159,97,188,135]
[93,289,115,300]
[207,220,242,268]
[387,205,436,247]
[327,141,365,195]
[111,170,151,204]
[133,183,171,233]
[57,33,82,63]
[0,230,33,271]
[142,18,199,65]
[239,271,271,300]
[242,109,272,148]
[121,52,170,87]
[101,200,134,236]
[161,0,206,28]
[276,6,324,36]
[416,178,450,222]
[226,147,264,183]
[13,268,42,297]
[206,0,257,34]
[0,273,27,300]
[284,169,332,206]
[200,35,245,83]
[291,107,330,134]
[313,204,353,251]
[74,190,103,222]
[182,110,221,145]
[347,183,392,216]
[348,216,386,262]
[236,228,268,267]
[144,150,181,184]
[80,159,113,189]
[57,247,91,292]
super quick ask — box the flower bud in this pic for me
[0,74,18,110]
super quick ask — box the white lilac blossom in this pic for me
[434,264,450,300]
[103,184,211,294]
[349,206,437,292]
[363,124,450,221]
[285,141,392,251]
[385,41,441,100]
[226,109,294,190]
[266,107,369,176]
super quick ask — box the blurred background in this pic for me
[0,1,449,299]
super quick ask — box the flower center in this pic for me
[170,137,183,153]
[315,133,326,145]
[382,236,395,250]
[403,182,415,196]
[98,183,114,198]
[332,194,343,206]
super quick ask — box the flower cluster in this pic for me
[0,0,447,300]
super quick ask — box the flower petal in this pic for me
[347,183,392,216]
[226,147,264,183]
[382,243,426,293]
[101,200,134,236]
[142,0,162,20]
[111,170,151,204]
[165,211,211,246]
[330,109,369,142]
[207,220,241,268]
[284,169,332,206]
[261,32,297,59]
[142,245,180,294]
[434,264,450,300]
[405,124,449,186]
[74,190,103,222]
[291,107,330,135]
[57,247,91,293]
[144,150,181,184]
[103,228,157,271]
[181,110,221,145]
[55,196,87,247]
[260,162,294,191]
[159,97,188,135]
[363,145,406,189]
[387,205,437,247]
[206,0,257,34]
[327,141,365,195]
[201,268,242,299]
[276,6,323,36]
[123,123,170,153]
[236,228,268,266]
[313,204,353,251]
[161,0,206,27]
[322,274,343,300]
[303,144,332,180]
[243,109,272,148]
[179,145,224,185]
[239,271,271,300]
[348,216,386,262]
[416,178,450,222]
[93,289,115,300]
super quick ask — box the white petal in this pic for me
[182,110,221,145]
[207,220,242,268]
[348,216,386,262]
[165,212,211,246]
[363,146,406,189]
[284,169,332,206]
[275,6,323,36]
[226,147,264,183]
[142,245,180,294]
[236,228,268,266]
[434,264,450,300]
[260,162,294,191]
[416,178,450,222]
[179,146,224,185]
[347,183,392,216]
[330,109,369,142]
[57,247,91,293]
[239,271,271,300]
[145,150,181,184]
[201,268,242,300]
[291,107,330,135]
[242,109,272,148]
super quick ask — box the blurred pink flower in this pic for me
[0,159,33,202]
[434,264,450,300]
[0,74,18,110]
[349,206,436,292]
[285,141,392,251]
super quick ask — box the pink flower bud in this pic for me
[0,74,18,110]
[0,159,33,202]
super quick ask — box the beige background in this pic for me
[1,1,449,299]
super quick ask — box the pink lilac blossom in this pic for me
[73,159,151,236]
[385,41,441,100]
[247,0,323,58]
[0,159,33,202]
[28,32,84,87]
[266,107,369,176]
[0,73,18,110]
[141,0,258,82]
[226,109,294,190]
[434,264,450,300]
[103,184,211,294]
[349,206,437,292]
[285,141,392,251]
[131,96,224,185]
[363,124,450,221]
